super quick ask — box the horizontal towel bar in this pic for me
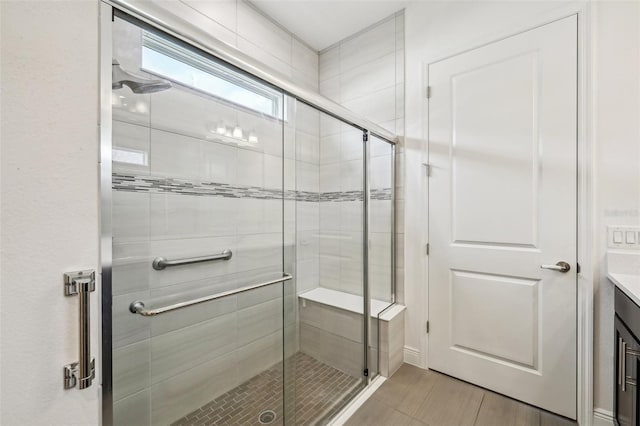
[129,273,293,316]
[152,249,232,270]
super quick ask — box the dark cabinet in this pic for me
[615,287,640,426]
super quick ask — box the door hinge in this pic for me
[423,163,431,177]
[363,132,369,143]
[426,86,432,99]
[425,243,430,255]
[426,321,430,334]
[363,368,369,377]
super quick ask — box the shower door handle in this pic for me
[63,270,96,390]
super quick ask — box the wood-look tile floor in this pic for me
[346,364,578,426]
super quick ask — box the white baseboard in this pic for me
[403,346,422,367]
[593,408,614,426]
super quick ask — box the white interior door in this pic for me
[428,16,577,418]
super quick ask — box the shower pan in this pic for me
[102,4,397,425]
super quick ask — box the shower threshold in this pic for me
[171,352,362,426]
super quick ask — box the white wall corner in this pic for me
[592,408,614,426]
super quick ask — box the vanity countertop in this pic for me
[608,272,640,307]
[607,250,640,307]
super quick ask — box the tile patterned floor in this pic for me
[346,364,578,426]
[171,352,362,426]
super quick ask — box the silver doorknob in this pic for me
[540,261,571,273]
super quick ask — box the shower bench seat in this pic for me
[298,287,405,379]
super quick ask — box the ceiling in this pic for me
[251,0,409,51]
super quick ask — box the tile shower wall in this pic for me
[111,12,316,424]
[112,99,287,424]
[140,0,319,90]
[316,114,366,298]
[318,12,405,303]
[293,102,321,297]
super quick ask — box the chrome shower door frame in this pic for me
[365,133,397,379]
[98,1,399,424]
[99,2,114,425]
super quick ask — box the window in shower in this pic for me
[141,31,283,118]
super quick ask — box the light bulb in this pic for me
[248,133,259,144]
[135,101,148,114]
[216,124,226,135]
[232,126,243,139]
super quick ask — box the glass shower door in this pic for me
[107,10,391,426]
[368,134,396,378]
[110,13,291,426]
[289,102,369,424]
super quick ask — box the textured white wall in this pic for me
[404,0,640,418]
[593,0,640,414]
[0,1,101,425]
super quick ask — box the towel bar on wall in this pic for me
[129,273,293,316]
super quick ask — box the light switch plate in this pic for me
[608,226,640,249]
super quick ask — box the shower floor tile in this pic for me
[171,352,362,426]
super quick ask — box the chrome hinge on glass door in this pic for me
[63,270,96,390]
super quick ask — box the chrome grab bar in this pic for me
[129,273,293,316]
[152,249,232,270]
[63,270,96,390]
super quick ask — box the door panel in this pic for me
[451,52,539,247]
[428,15,577,418]
[450,270,540,368]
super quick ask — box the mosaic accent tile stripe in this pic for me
[113,173,392,201]
[112,173,318,201]
[371,188,392,200]
[318,188,392,202]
